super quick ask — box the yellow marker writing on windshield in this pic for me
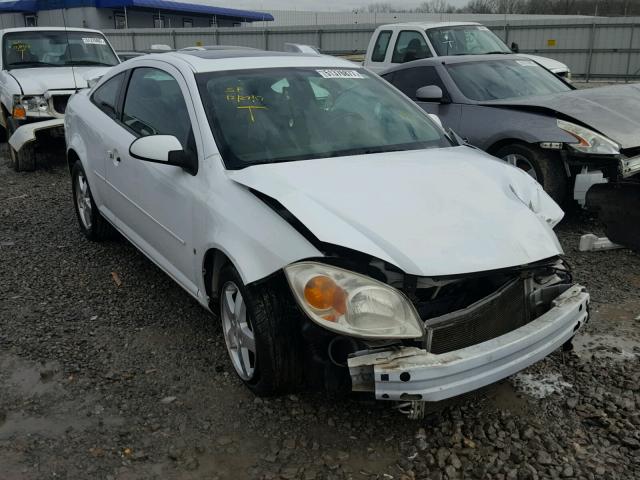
[238,105,267,123]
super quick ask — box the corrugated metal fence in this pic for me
[103,17,640,79]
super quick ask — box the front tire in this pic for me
[218,264,304,396]
[71,161,113,241]
[495,143,568,204]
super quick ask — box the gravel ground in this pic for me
[1,151,639,480]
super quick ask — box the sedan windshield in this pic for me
[3,31,119,69]
[447,59,572,101]
[426,25,511,56]
[196,67,449,168]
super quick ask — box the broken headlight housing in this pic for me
[557,119,619,155]
[285,262,423,339]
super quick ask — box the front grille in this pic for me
[52,95,71,115]
[425,278,529,354]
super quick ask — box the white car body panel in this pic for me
[229,148,564,277]
[8,118,64,151]
[364,22,571,77]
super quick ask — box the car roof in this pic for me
[0,27,104,34]
[156,50,358,73]
[377,21,481,30]
[381,54,538,74]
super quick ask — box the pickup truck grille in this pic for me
[424,278,530,354]
[52,95,71,115]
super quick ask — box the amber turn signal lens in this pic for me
[304,275,347,319]
[12,105,26,120]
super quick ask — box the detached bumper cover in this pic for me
[348,285,589,402]
[8,119,65,152]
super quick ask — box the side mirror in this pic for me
[511,42,520,53]
[129,135,197,175]
[428,113,444,131]
[416,85,443,102]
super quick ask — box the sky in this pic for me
[211,0,468,12]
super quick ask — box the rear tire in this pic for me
[7,117,36,172]
[495,143,568,204]
[218,264,304,396]
[71,161,113,241]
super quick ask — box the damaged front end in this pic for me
[287,258,589,416]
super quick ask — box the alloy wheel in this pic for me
[503,153,538,181]
[221,281,257,381]
[75,171,93,230]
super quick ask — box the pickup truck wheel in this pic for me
[71,161,113,241]
[495,143,568,204]
[7,117,36,172]
[218,264,304,396]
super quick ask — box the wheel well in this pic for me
[487,138,529,156]
[203,248,232,308]
[67,149,80,173]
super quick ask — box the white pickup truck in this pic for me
[364,22,571,80]
[0,27,119,171]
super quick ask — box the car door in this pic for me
[86,72,127,205]
[103,64,201,296]
[383,65,461,131]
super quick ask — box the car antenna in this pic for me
[60,4,78,90]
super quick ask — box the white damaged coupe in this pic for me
[65,50,589,416]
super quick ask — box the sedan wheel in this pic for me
[221,281,257,381]
[75,171,93,230]
[503,153,538,181]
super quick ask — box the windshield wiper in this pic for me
[7,61,58,67]
[66,60,115,66]
[482,51,511,55]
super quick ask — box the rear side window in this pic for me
[91,72,125,120]
[371,30,392,62]
[389,66,447,99]
[392,31,430,64]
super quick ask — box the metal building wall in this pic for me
[103,17,640,79]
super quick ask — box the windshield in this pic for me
[196,67,449,169]
[426,25,511,56]
[447,59,572,101]
[3,31,119,69]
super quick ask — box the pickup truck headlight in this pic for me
[557,119,619,155]
[285,262,423,339]
[13,95,49,113]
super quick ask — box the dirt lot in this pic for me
[1,151,639,480]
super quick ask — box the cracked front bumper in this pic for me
[348,285,589,402]
[8,119,65,152]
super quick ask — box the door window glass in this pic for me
[91,72,125,120]
[122,68,192,148]
[392,31,430,63]
[371,30,392,62]
[386,66,447,99]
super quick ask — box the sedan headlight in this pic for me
[557,119,619,155]
[285,262,423,339]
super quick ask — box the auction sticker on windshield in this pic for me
[82,37,106,45]
[316,69,364,79]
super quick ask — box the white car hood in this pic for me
[229,147,565,277]
[8,66,112,92]
[519,54,569,73]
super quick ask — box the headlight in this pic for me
[557,119,619,155]
[14,95,49,113]
[285,262,423,339]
